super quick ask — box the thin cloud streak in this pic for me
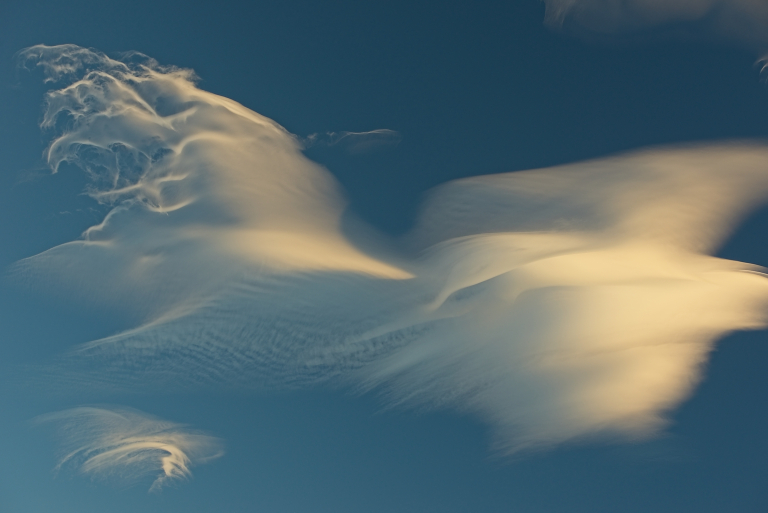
[36,406,223,491]
[14,45,768,452]
[302,129,402,153]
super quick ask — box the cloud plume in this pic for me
[37,406,223,491]
[14,45,768,452]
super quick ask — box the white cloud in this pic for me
[15,45,768,452]
[37,406,223,491]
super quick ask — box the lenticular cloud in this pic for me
[15,44,768,451]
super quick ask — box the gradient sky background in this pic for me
[1,1,768,512]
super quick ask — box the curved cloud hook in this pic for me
[36,406,223,491]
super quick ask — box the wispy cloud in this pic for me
[36,406,223,491]
[14,45,768,452]
[543,0,768,61]
[302,129,402,154]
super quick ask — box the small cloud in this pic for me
[37,406,223,492]
[302,129,402,154]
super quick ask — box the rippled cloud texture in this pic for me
[15,44,768,452]
[37,407,223,491]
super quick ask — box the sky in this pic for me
[1,1,768,512]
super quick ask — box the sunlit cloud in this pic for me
[36,406,223,491]
[14,44,768,452]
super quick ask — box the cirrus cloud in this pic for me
[37,406,223,491]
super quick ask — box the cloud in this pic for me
[302,129,402,154]
[36,406,223,491]
[542,0,768,57]
[14,45,768,452]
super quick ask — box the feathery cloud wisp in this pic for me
[15,45,768,452]
[37,406,223,491]
[302,129,402,154]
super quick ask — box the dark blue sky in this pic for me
[1,1,768,512]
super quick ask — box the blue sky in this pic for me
[1,1,768,512]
